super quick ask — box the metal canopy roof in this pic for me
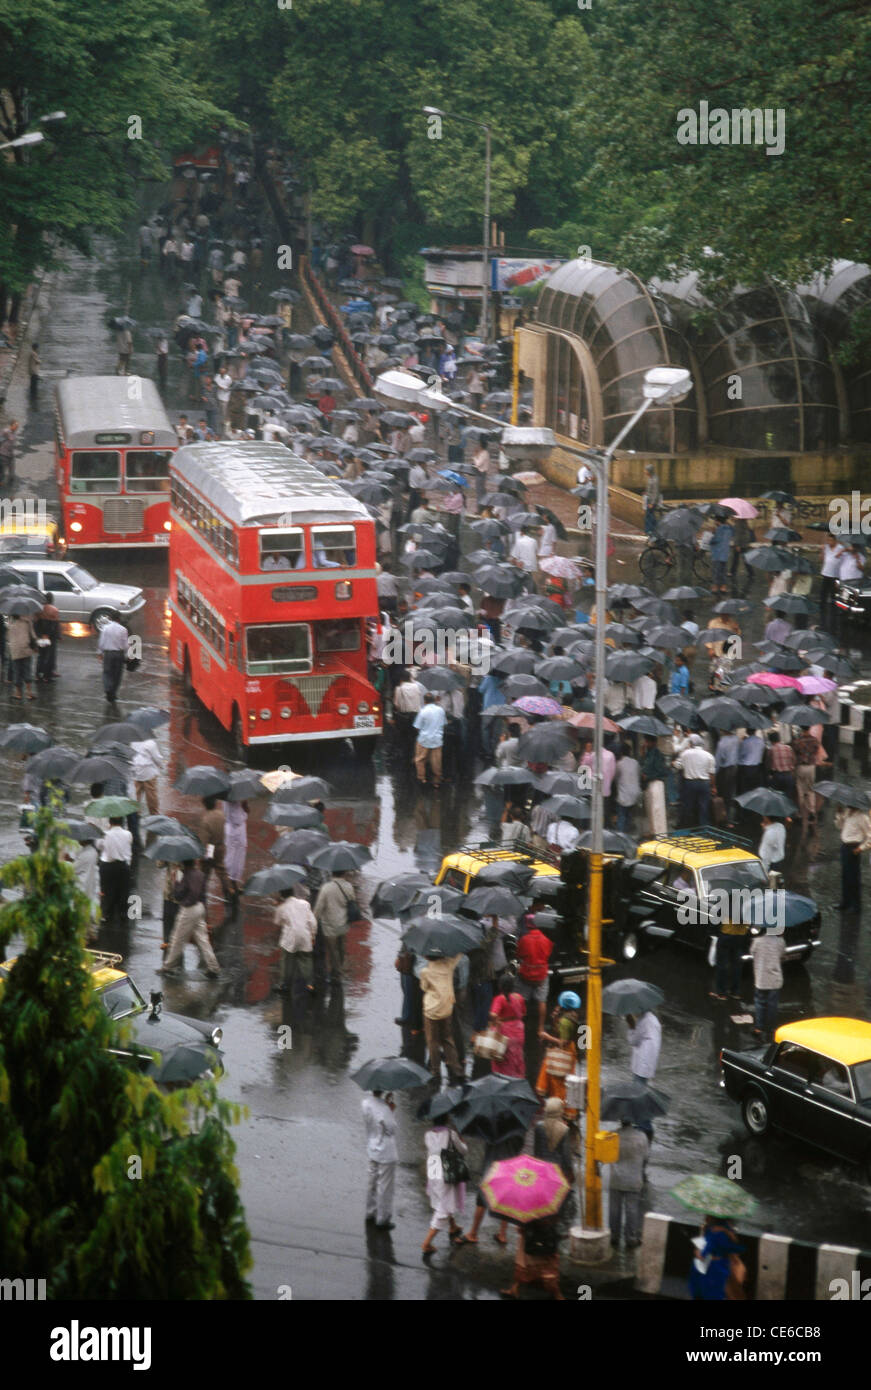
[55,376,176,447]
[172,441,372,527]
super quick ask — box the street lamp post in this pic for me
[422,107,492,341]
[378,364,692,1257]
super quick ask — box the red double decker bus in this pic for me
[54,377,176,549]
[168,441,383,755]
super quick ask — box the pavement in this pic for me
[2,210,871,1300]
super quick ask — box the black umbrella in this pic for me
[601,1083,670,1126]
[473,860,535,891]
[475,766,542,790]
[91,722,145,747]
[662,586,709,602]
[491,650,537,676]
[781,628,836,652]
[784,705,831,727]
[470,518,510,541]
[764,651,805,674]
[726,683,779,707]
[647,624,691,651]
[57,819,102,844]
[352,1056,431,1091]
[265,803,325,829]
[601,978,665,1015]
[814,781,871,810]
[310,840,372,873]
[272,775,332,804]
[476,564,527,598]
[270,829,331,864]
[516,721,578,763]
[417,1086,465,1122]
[608,584,650,605]
[735,787,797,817]
[534,770,580,796]
[713,598,753,616]
[502,674,549,699]
[141,814,192,838]
[745,546,802,573]
[0,723,53,753]
[174,765,232,798]
[535,656,586,682]
[128,706,170,731]
[66,754,129,785]
[605,651,654,683]
[371,872,433,918]
[804,653,855,680]
[463,886,527,919]
[452,1075,540,1143]
[656,508,702,542]
[242,864,307,895]
[575,829,636,855]
[761,490,796,505]
[539,794,591,821]
[224,769,270,803]
[618,714,672,738]
[416,667,464,692]
[403,914,484,957]
[766,526,802,544]
[698,697,758,731]
[0,593,43,616]
[144,835,204,863]
[0,564,27,589]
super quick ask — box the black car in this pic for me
[836,577,871,621]
[721,1017,871,1179]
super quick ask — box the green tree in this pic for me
[0,0,232,314]
[0,807,251,1299]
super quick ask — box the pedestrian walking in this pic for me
[413,691,447,788]
[314,869,356,983]
[159,859,220,977]
[115,326,133,375]
[764,732,795,801]
[97,816,133,930]
[0,419,20,487]
[200,796,235,918]
[130,735,163,816]
[421,1121,468,1255]
[674,733,715,827]
[750,927,785,1038]
[34,592,60,682]
[74,838,100,938]
[275,886,316,996]
[214,365,233,434]
[487,973,527,1078]
[28,342,40,405]
[793,727,823,833]
[712,915,750,1001]
[97,613,128,704]
[155,333,169,393]
[758,814,786,877]
[510,525,539,576]
[7,613,36,701]
[689,1217,745,1301]
[640,735,668,835]
[736,729,765,800]
[614,742,642,833]
[362,1089,397,1230]
[626,1009,661,1086]
[643,463,661,536]
[224,798,248,897]
[835,804,871,912]
[714,731,739,824]
[419,948,464,1083]
[710,517,734,594]
[609,1119,649,1250]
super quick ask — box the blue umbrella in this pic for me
[437,469,470,488]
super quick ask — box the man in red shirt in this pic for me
[317,391,336,418]
[516,917,553,1034]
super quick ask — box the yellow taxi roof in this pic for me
[93,969,127,989]
[636,836,759,870]
[440,850,560,878]
[774,1017,871,1066]
[0,518,58,536]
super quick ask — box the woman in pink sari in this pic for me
[489,974,527,1078]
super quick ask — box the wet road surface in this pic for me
[3,220,871,1299]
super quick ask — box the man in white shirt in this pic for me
[547,818,581,854]
[758,815,786,876]
[361,1091,398,1229]
[838,544,864,583]
[97,615,130,704]
[392,670,424,753]
[413,692,447,787]
[632,672,657,711]
[511,527,539,575]
[674,733,716,827]
[130,737,164,815]
[98,818,133,930]
[275,888,317,995]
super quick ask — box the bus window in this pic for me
[311,525,356,568]
[317,618,361,653]
[70,451,120,494]
[126,450,172,492]
[260,528,304,571]
[245,623,311,675]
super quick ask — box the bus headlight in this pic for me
[337,702,350,715]
[70,521,83,533]
[260,708,271,720]
[279,707,291,719]
[163,520,172,531]
[357,701,370,713]
[248,711,257,723]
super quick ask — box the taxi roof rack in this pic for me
[651,826,753,852]
[459,841,563,871]
[85,949,123,971]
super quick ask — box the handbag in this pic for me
[545,1047,573,1078]
[473,1027,508,1060]
[394,947,414,975]
[440,1137,470,1186]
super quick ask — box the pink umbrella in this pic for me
[798,675,838,694]
[540,555,585,579]
[569,710,620,732]
[719,497,759,519]
[481,1155,570,1223]
[512,695,565,718]
[747,672,802,689]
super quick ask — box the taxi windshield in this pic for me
[853,1059,871,1103]
[100,978,147,1020]
[699,860,768,897]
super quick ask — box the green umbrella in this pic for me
[84,795,138,818]
[671,1174,757,1219]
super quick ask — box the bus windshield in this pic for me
[317,618,361,653]
[126,450,172,492]
[70,451,120,493]
[245,623,311,675]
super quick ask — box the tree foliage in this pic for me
[0,807,251,1299]
[0,0,232,294]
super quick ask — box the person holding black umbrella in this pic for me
[160,857,220,978]
[835,804,871,912]
[609,1118,649,1250]
[314,869,356,984]
[362,1089,398,1231]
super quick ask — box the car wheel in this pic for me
[90,607,115,633]
[742,1089,770,1137]
[621,930,640,961]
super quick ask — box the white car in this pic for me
[9,558,145,631]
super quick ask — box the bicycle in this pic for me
[639,537,712,586]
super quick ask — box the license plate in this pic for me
[354,715,376,729]
[152,534,169,545]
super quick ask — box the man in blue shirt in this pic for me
[670,656,690,696]
[714,731,740,824]
[710,520,734,594]
[413,692,447,789]
[736,729,764,801]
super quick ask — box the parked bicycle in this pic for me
[639,536,712,586]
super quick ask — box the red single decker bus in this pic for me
[169,441,383,754]
[54,376,176,549]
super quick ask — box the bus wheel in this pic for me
[90,607,115,633]
[353,737,377,760]
[231,707,246,761]
[182,648,194,698]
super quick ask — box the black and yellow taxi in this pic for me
[0,951,223,1086]
[721,1018,871,1177]
[614,827,820,963]
[435,844,561,895]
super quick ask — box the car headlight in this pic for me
[210,1026,223,1046]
